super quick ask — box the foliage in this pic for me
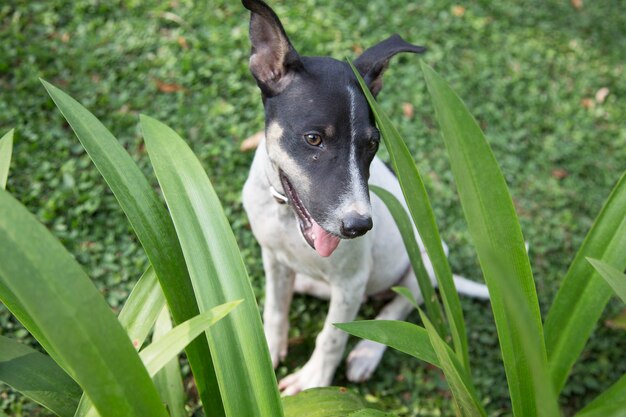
[338,61,625,416]
[1,1,625,416]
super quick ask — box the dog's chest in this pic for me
[242,177,328,278]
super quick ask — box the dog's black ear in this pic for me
[354,34,426,97]
[242,0,302,96]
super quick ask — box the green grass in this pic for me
[1,1,625,415]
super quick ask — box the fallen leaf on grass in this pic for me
[154,79,186,93]
[606,309,626,330]
[595,87,609,103]
[452,5,466,17]
[178,36,189,49]
[240,131,264,152]
[402,102,414,119]
[581,98,594,109]
[571,0,583,10]
[551,168,569,179]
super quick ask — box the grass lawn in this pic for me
[1,0,625,415]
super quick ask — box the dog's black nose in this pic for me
[341,213,373,238]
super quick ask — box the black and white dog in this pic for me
[241,0,488,395]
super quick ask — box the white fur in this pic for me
[242,138,489,394]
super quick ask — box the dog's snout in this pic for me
[341,212,373,238]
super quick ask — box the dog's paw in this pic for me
[266,332,288,369]
[346,340,386,382]
[278,361,333,395]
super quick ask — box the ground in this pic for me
[1,1,625,416]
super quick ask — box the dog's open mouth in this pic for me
[279,171,341,257]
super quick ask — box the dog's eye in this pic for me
[304,133,322,146]
[367,139,379,152]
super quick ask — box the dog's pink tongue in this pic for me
[312,222,340,257]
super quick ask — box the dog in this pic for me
[241,0,489,395]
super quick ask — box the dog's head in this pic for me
[243,0,425,257]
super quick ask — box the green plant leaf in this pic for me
[371,185,445,336]
[347,411,397,417]
[75,266,167,417]
[576,373,626,417]
[335,320,439,367]
[41,80,223,416]
[283,387,379,417]
[118,266,167,349]
[0,189,167,417]
[418,309,486,417]
[544,171,626,393]
[0,129,13,189]
[153,307,187,417]
[587,258,626,304]
[349,60,469,371]
[421,62,557,417]
[0,335,81,417]
[140,300,242,377]
[140,115,283,417]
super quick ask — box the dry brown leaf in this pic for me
[240,131,264,152]
[452,5,466,17]
[595,87,610,103]
[551,168,569,179]
[581,97,594,109]
[352,44,363,55]
[402,102,415,119]
[154,79,186,93]
[178,36,189,50]
[571,0,583,10]
[606,309,626,330]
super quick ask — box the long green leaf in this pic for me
[370,185,445,336]
[141,300,241,376]
[141,115,283,417]
[418,309,486,417]
[576,373,626,417]
[283,387,381,417]
[544,171,626,393]
[41,80,224,416]
[347,411,397,417]
[0,129,13,189]
[335,320,439,367]
[0,189,167,417]
[587,258,626,304]
[79,299,238,417]
[153,307,187,417]
[75,266,167,417]
[422,62,555,417]
[0,335,81,417]
[349,61,469,370]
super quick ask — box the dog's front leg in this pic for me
[262,248,296,369]
[279,274,367,395]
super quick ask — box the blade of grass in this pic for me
[0,129,13,189]
[41,80,224,417]
[371,185,445,336]
[418,309,486,417]
[544,171,626,393]
[75,266,166,417]
[0,335,81,417]
[0,189,168,417]
[141,115,283,417]
[153,307,187,417]
[349,60,469,370]
[576,373,626,417]
[335,320,439,367]
[422,61,555,417]
[587,258,626,303]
